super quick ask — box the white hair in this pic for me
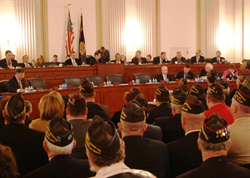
[161,66,168,71]
[45,137,74,154]
[205,63,213,70]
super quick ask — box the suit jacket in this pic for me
[51,61,61,66]
[190,56,205,64]
[100,50,110,64]
[211,57,225,63]
[153,56,168,64]
[19,62,33,68]
[171,57,186,64]
[87,102,110,120]
[65,58,82,66]
[123,136,170,178]
[167,131,203,178]
[110,59,124,64]
[23,155,92,178]
[177,156,250,178]
[155,73,172,82]
[176,71,194,80]
[69,119,92,159]
[131,57,148,65]
[199,69,207,77]
[147,103,172,124]
[154,114,185,144]
[89,56,99,66]
[0,124,48,176]
[0,58,18,68]
[7,76,26,93]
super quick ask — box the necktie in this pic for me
[18,80,23,89]
[8,60,11,66]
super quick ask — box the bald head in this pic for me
[181,111,205,132]
[231,98,250,120]
[118,119,147,138]
[161,66,168,75]
[205,63,213,72]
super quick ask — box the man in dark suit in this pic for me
[171,51,186,64]
[153,52,168,64]
[66,93,92,159]
[178,113,250,178]
[190,49,205,64]
[19,55,33,68]
[24,116,91,178]
[167,95,204,178]
[118,100,170,178]
[80,80,110,120]
[110,53,124,64]
[89,50,102,66]
[7,69,26,93]
[155,66,172,82]
[65,51,82,66]
[147,85,172,124]
[176,65,194,80]
[51,54,60,66]
[0,50,18,68]
[199,63,213,77]
[100,46,110,64]
[131,50,147,64]
[154,88,187,144]
[211,51,226,63]
[0,93,48,176]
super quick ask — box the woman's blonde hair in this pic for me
[38,91,64,120]
[36,55,44,64]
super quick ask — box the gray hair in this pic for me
[45,138,74,154]
[115,53,121,58]
[205,63,213,70]
[199,138,230,152]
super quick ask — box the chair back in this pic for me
[0,80,8,93]
[63,77,82,87]
[84,75,103,85]
[106,74,123,84]
[28,78,46,89]
[134,73,153,83]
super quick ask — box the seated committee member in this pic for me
[171,51,186,64]
[20,55,32,68]
[176,65,194,80]
[228,85,250,168]
[155,66,172,82]
[146,54,152,62]
[147,85,172,124]
[153,52,168,64]
[66,93,92,159]
[168,95,204,178]
[86,115,156,178]
[131,50,147,65]
[190,49,205,64]
[100,46,110,63]
[221,64,239,80]
[24,116,91,178]
[7,69,26,93]
[110,53,124,64]
[0,50,18,68]
[52,54,60,65]
[35,55,45,67]
[80,80,110,120]
[89,50,102,66]
[29,91,65,132]
[178,113,250,178]
[121,55,126,63]
[0,93,48,176]
[118,101,169,178]
[211,50,226,63]
[199,63,213,77]
[65,51,82,66]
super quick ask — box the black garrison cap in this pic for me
[207,83,223,95]
[171,88,187,105]
[233,84,250,106]
[80,80,94,94]
[182,95,205,114]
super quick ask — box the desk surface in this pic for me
[2,80,237,120]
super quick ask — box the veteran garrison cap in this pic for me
[45,115,73,147]
[219,80,228,89]
[133,94,149,111]
[130,87,141,95]
[179,78,188,86]
[155,85,170,101]
[120,101,146,123]
[190,83,205,96]
[4,93,25,122]
[85,115,120,157]
[242,76,250,87]
[207,70,218,83]
[207,83,223,95]
[80,80,94,94]
[182,95,205,114]
[238,74,245,82]
[171,88,187,105]
[68,93,86,108]
[233,84,250,106]
[200,113,230,143]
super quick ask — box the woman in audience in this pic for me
[35,55,45,67]
[111,87,142,128]
[0,96,11,129]
[221,64,239,80]
[121,55,126,63]
[0,144,20,178]
[29,91,64,132]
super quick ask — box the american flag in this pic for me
[65,9,75,56]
